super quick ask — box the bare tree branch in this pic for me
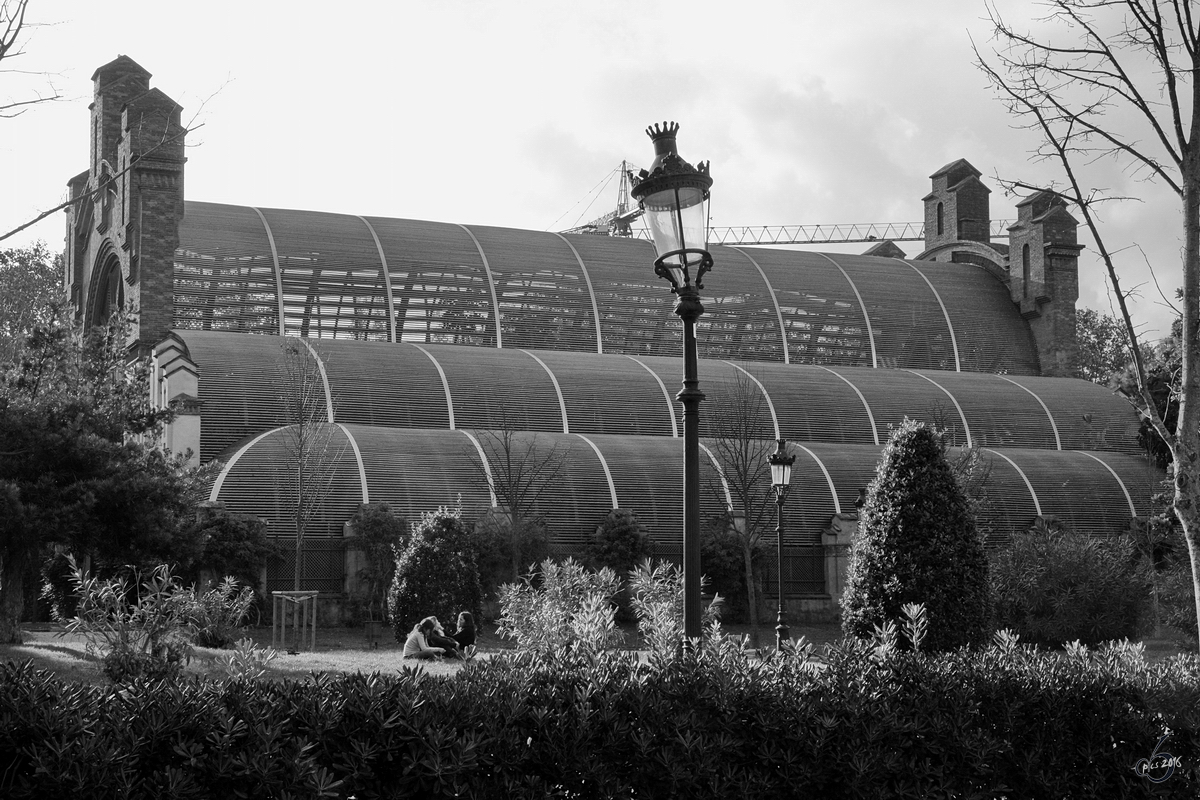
[0,121,203,244]
[978,0,1200,652]
[466,413,569,580]
[981,1,1185,188]
[0,1,62,117]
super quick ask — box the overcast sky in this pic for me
[2,0,1185,339]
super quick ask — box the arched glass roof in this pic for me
[173,202,1042,374]
[167,331,1141,466]
[209,426,1156,548]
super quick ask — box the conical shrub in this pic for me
[842,419,990,650]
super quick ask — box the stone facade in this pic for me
[65,55,186,349]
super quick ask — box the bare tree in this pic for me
[467,417,569,581]
[1,1,61,119]
[705,369,775,648]
[275,338,343,591]
[977,0,1200,649]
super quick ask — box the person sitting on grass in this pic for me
[403,618,450,660]
[450,611,477,658]
[423,616,464,659]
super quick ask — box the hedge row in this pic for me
[1,641,1198,799]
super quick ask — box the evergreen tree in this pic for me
[0,308,210,642]
[842,419,990,651]
[583,508,651,577]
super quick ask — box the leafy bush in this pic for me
[497,557,625,654]
[583,508,651,574]
[185,576,256,648]
[38,550,79,621]
[387,505,482,640]
[469,508,522,600]
[629,559,723,658]
[991,529,1150,647]
[583,508,652,621]
[699,516,762,623]
[346,503,407,622]
[1,634,1197,798]
[188,507,279,588]
[1158,559,1199,636]
[842,418,991,651]
[1131,480,1197,640]
[215,637,279,680]
[59,556,196,682]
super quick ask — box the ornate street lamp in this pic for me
[769,438,796,650]
[630,121,713,641]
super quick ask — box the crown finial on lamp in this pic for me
[645,121,681,170]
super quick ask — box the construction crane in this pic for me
[559,161,645,237]
[557,163,1010,244]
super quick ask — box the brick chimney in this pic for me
[1007,191,1082,377]
[923,159,991,250]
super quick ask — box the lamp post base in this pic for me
[775,613,790,651]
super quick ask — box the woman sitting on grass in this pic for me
[423,616,464,659]
[450,611,477,656]
[403,618,451,660]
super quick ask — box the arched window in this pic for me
[936,203,944,236]
[93,254,125,325]
[1022,244,1031,297]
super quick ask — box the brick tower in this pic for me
[1007,191,1083,377]
[64,55,186,347]
[922,158,991,248]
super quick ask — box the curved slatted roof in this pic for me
[169,331,1141,465]
[173,201,1041,374]
[210,426,1155,546]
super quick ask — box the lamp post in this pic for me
[769,438,795,650]
[630,121,713,641]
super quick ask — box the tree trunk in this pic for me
[1171,460,1200,651]
[1181,516,1200,652]
[508,517,524,582]
[510,523,521,582]
[294,512,304,592]
[743,542,759,648]
[1175,149,1200,653]
[0,552,28,644]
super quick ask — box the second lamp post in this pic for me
[630,121,713,640]
[770,438,795,650]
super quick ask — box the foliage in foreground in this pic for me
[1,636,1197,798]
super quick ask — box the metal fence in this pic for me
[266,538,347,594]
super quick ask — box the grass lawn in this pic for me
[0,620,847,684]
[1,620,1189,686]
